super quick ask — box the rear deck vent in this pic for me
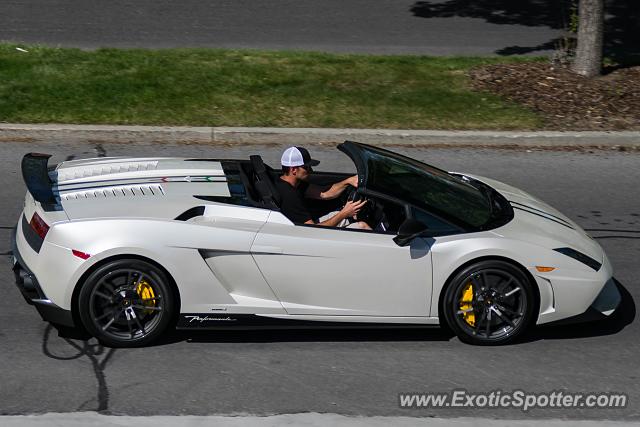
[61,184,165,200]
[56,161,159,181]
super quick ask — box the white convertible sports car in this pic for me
[12,142,620,347]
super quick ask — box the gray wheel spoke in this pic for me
[95,310,114,321]
[474,309,487,334]
[126,316,134,338]
[481,271,490,290]
[94,290,113,301]
[132,310,147,336]
[101,279,116,293]
[134,273,145,288]
[496,277,514,293]
[470,275,482,293]
[457,307,474,315]
[495,303,522,318]
[492,306,516,328]
[485,307,492,337]
[101,317,116,331]
[503,287,521,298]
[101,309,123,331]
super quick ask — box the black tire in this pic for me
[78,259,176,347]
[442,260,536,345]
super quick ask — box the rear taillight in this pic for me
[30,212,49,240]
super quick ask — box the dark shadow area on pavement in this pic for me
[164,326,454,346]
[410,0,640,63]
[43,324,115,413]
[51,280,633,347]
[159,279,635,346]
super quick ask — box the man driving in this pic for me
[275,146,371,229]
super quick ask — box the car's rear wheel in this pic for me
[443,260,536,345]
[78,259,176,347]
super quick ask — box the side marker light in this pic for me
[72,250,91,260]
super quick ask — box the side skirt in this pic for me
[176,314,440,330]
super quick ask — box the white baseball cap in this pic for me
[280,146,320,167]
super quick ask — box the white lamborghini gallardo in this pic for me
[12,142,620,347]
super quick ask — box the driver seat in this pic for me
[249,155,281,209]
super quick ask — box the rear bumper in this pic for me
[11,225,75,327]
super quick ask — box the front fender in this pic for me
[429,233,583,320]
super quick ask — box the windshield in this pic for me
[360,147,492,228]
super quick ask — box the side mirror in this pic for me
[393,218,429,247]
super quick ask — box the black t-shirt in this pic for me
[275,179,313,224]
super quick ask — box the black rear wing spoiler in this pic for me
[21,153,56,204]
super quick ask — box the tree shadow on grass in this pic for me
[410,0,640,64]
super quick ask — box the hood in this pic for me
[463,173,603,262]
[51,157,231,220]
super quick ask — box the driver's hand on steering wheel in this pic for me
[346,175,359,188]
[341,199,367,219]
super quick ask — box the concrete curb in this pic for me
[1,124,639,147]
[1,413,638,427]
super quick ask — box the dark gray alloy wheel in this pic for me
[78,259,176,348]
[443,260,536,345]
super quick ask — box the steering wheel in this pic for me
[344,185,362,203]
[342,185,376,225]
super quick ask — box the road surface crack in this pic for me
[42,324,116,413]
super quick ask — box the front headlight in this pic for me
[553,247,602,271]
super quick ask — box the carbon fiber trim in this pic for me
[21,214,44,253]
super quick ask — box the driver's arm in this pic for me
[305,199,367,227]
[305,175,358,200]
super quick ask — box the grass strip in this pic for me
[0,44,543,129]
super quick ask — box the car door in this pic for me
[188,204,287,315]
[251,212,433,317]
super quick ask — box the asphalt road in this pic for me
[1,0,566,55]
[0,140,639,419]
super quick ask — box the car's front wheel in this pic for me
[78,259,176,347]
[442,260,536,345]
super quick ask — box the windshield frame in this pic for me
[338,141,512,231]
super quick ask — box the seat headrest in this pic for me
[250,155,267,174]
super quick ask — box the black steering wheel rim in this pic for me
[344,185,361,203]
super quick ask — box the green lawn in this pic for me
[0,44,543,129]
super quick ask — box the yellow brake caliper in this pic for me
[459,282,475,326]
[136,279,156,315]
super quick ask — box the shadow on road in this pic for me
[42,324,115,413]
[50,281,634,348]
[162,280,635,346]
[410,0,640,62]
[165,326,454,345]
